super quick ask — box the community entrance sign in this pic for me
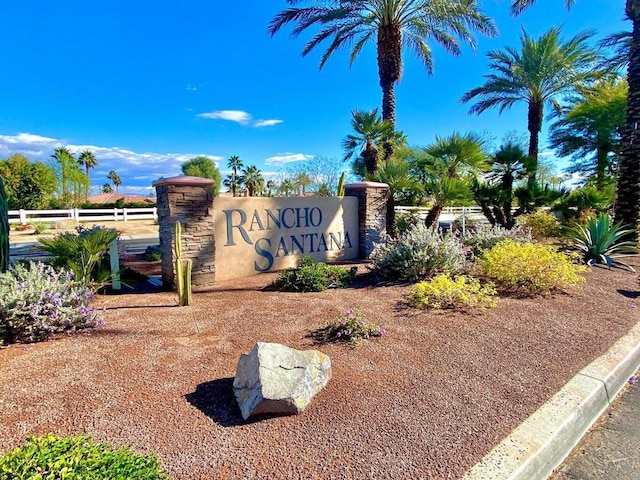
[214,197,359,280]
[154,176,387,288]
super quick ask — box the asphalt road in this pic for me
[552,369,640,480]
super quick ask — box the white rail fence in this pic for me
[395,206,485,218]
[9,208,158,225]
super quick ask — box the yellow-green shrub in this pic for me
[408,274,497,311]
[479,240,586,294]
[517,209,561,238]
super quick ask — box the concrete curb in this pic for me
[462,319,640,480]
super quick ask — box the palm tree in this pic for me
[549,79,627,190]
[102,184,113,194]
[461,27,599,184]
[343,109,395,175]
[269,0,497,147]
[265,180,277,197]
[78,150,98,195]
[107,171,121,193]
[414,132,490,227]
[278,178,296,196]
[367,152,421,238]
[241,165,264,197]
[226,155,244,197]
[473,141,528,228]
[510,0,576,15]
[295,172,312,196]
[509,0,640,234]
[600,30,630,73]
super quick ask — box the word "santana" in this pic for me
[223,207,354,271]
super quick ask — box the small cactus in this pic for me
[336,172,346,197]
[0,177,8,273]
[173,221,193,306]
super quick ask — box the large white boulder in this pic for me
[232,342,332,421]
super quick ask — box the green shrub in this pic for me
[371,224,466,281]
[395,211,422,235]
[409,274,497,310]
[320,309,385,347]
[272,256,354,292]
[0,434,171,480]
[38,225,120,289]
[0,262,103,344]
[144,245,162,262]
[566,213,637,271]
[463,225,533,258]
[30,221,49,235]
[516,209,561,238]
[479,240,586,294]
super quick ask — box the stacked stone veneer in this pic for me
[344,182,389,258]
[153,176,216,288]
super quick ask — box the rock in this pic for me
[233,342,332,421]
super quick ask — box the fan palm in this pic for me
[269,0,497,139]
[241,165,264,197]
[461,27,599,183]
[549,79,627,190]
[414,132,490,227]
[107,171,121,193]
[343,109,395,175]
[226,155,244,197]
[474,141,528,228]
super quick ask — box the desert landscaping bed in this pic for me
[0,260,639,479]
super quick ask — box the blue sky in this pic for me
[0,0,626,194]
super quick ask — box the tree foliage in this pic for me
[181,156,222,196]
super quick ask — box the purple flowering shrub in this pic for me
[371,225,466,281]
[323,309,385,347]
[0,262,104,344]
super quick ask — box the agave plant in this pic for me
[567,213,637,271]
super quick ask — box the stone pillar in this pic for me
[344,182,389,258]
[153,176,216,288]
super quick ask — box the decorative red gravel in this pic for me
[0,260,638,479]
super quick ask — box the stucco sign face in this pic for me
[213,197,359,281]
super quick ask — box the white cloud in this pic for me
[264,153,314,167]
[197,110,251,124]
[253,119,283,128]
[185,85,198,91]
[0,132,223,190]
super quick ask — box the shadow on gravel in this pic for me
[617,289,640,299]
[185,378,245,427]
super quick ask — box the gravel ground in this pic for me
[1,260,639,479]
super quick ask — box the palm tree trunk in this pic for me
[502,176,514,229]
[527,100,543,185]
[364,142,378,176]
[595,148,608,190]
[614,1,640,235]
[424,204,443,229]
[386,196,397,238]
[377,24,401,160]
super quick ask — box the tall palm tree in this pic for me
[509,0,640,234]
[549,79,627,190]
[269,0,497,144]
[226,155,243,197]
[414,132,490,227]
[343,109,395,175]
[241,165,264,197]
[510,0,576,15]
[461,27,599,184]
[295,172,312,196]
[78,150,98,198]
[50,147,82,203]
[107,170,121,193]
